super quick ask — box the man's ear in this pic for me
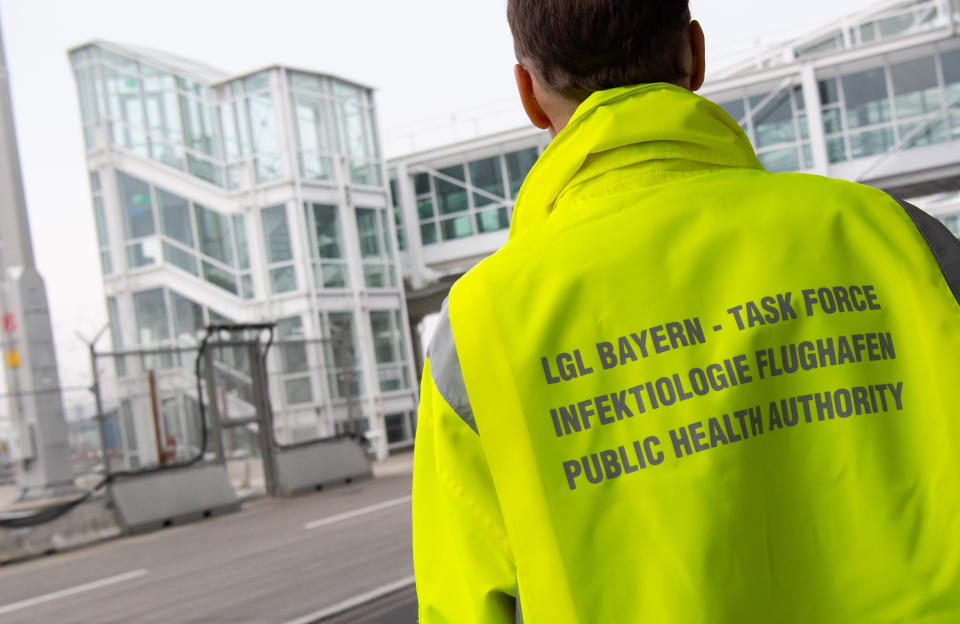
[688,20,706,92]
[515,64,552,130]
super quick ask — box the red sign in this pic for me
[1,314,14,334]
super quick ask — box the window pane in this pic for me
[270,266,297,294]
[417,197,435,220]
[758,146,800,172]
[356,207,381,257]
[849,127,894,158]
[157,188,193,247]
[293,96,332,157]
[284,378,313,404]
[899,119,948,147]
[219,103,241,161]
[90,172,101,192]
[241,274,254,299]
[244,71,270,93]
[441,215,473,240]
[233,214,250,270]
[822,108,844,134]
[203,261,239,295]
[163,242,199,275]
[100,251,112,275]
[752,92,796,147]
[310,204,343,259]
[819,78,840,105]
[170,291,204,342]
[316,263,348,289]
[249,93,280,181]
[719,99,746,125]
[328,311,362,397]
[117,171,155,239]
[827,137,847,163]
[505,148,538,197]
[127,239,161,268]
[891,56,941,118]
[420,222,438,245]
[277,317,309,373]
[195,204,234,266]
[261,204,293,263]
[436,178,468,215]
[943,50,960,87]
[476,207,510,233]
[187,154,222,187]
[469,157,505,198]
[363,264,387,288]
[385,413,406,444]
[370,311,395,363]
[328,312,356,362]
[414,173,430,195]
[842,68,891,129]
[92,196,109,247]
[178,94,217,158]
[133,288,170,344]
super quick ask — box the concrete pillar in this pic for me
[0,13,75,498]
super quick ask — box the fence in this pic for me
[88,329,365,496]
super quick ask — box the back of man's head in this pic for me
[507,0,692,102]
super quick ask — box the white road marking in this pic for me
[283,575,416,624]
[0,569,148,616]
[303,495,411,530]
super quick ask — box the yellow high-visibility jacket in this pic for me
[412,83,960,623]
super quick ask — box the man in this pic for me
[412,1,960,621]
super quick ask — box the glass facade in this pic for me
[71,46,224,186]
[411,146,539,246]
[261,204,297,294]
[276,316,313,405]
[819,48,960,162]
[794,0,948,60]
[288,71,382,186]
[304,202,349,289]
[129,286,231,362]
[355,206,396,288]
[71,45,384,192]
[718,86,814,172]
[90,172,111,274]
[370,310,410,392]
[322,311,363,399]
[116,170,253,297]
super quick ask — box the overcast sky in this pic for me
[0,0,879,399]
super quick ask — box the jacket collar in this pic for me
[508,83,764,239]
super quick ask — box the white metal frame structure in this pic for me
[70,42,420,459]
[389,0,960,330]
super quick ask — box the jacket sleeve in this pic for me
[412,356,517,624]
[894,196,960,307]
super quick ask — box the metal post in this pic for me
[89,342,110,476]
[147,370,165,467]
[248,341,278,497]
[201,348,224,463]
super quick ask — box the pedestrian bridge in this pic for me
[388,0,960,351]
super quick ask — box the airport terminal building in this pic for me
[70,42,419,462]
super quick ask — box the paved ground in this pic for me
[0,469,417,623]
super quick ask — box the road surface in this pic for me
[0,472,416,623]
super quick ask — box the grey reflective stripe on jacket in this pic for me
[896,197,960,306]
[427,297,477,433]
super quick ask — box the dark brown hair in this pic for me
[507,0,692,102]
